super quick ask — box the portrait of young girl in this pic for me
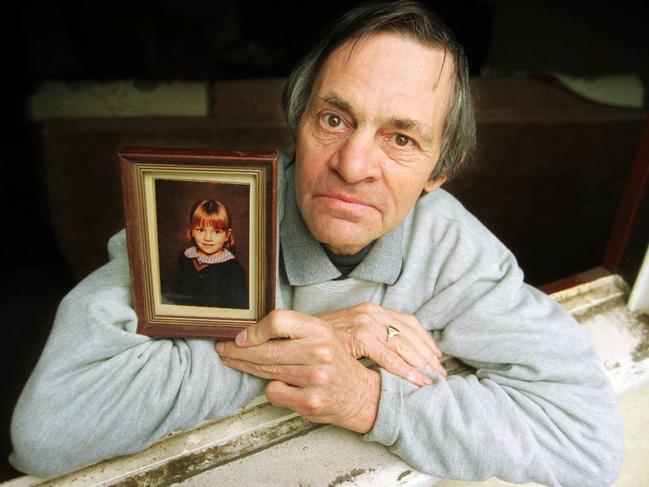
[166,198,249,309]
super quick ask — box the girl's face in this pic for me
[191,225,229,256]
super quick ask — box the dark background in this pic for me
[3,0,648,478]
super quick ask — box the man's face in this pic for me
[295,32,453,255]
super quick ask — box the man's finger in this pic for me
[216,339,314,365]
[381,321,436,368]
[235,310,316,347]
[265,381,333,423]
[366,311,444,375]
[234,312,287,347]
[220,357,312,387]
[391,334,446,377]
[388,308,443,359]
[372,344,434,387]
[265,381,306,413]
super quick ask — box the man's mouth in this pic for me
[316,191,376,210]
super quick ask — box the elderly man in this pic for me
[11,2,622,485]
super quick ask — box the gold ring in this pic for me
[386,325,401,341]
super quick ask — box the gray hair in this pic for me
[281,0,476,180]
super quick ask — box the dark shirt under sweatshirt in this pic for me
[322,243,375,280]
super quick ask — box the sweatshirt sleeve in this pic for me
[10,230,266,479]
[365,215,624,486]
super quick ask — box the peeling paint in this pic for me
[112,417,319,486]
[397,469,412,480]
[632,314,649,362]
[327,468,367,487]
[572,295,628,323]
[606,361,622,370]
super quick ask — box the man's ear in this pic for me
[423,176,447,193]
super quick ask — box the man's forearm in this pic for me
[366,282,623,486]
[10,231,265,479]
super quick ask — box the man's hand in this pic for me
[215,310,381,433]
[318,302,446,385]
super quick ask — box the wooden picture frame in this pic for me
[119,147,278,339]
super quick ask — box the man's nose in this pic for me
[331,130,381,184]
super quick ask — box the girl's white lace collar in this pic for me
[184,246,235,264]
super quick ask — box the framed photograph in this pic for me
[119,147,278,339]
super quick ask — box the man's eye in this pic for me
[394,134,411,147]
[323,113,343,128]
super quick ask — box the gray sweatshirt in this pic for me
[11,157,623,485]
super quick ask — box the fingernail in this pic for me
[235,329,248,345]
[409,371,433,386]
[215,342,224,354]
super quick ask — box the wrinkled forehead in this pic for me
[313,32,455,134]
